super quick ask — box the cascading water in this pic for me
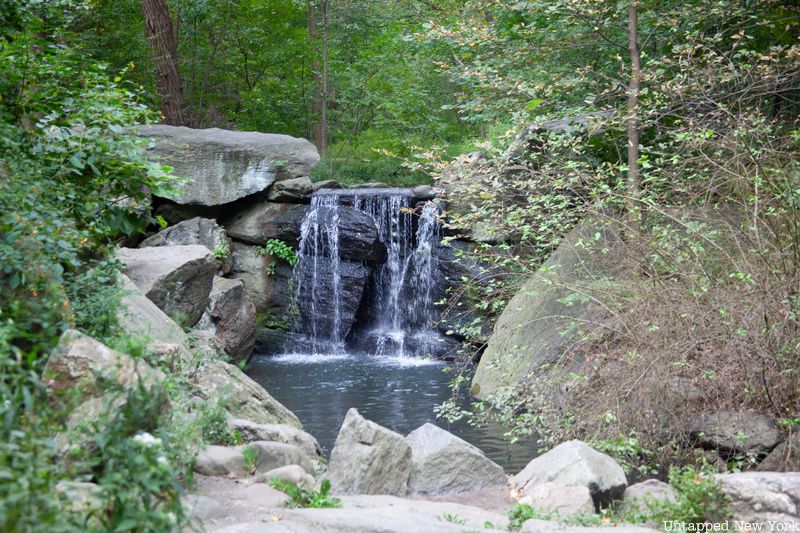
[286,188,442,357]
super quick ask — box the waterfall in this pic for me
[286,188,442,357]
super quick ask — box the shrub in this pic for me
[269,479,341,509]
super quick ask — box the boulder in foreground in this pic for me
[405,422,507,495]
[327,408,411,496]
[196,277,256,363]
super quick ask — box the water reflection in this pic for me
[246,353,538,473]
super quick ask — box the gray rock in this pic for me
[312,179,341,191]
[55,481,103,524]
[253,465,317,491]
[118,245,217,327]
[716,472,800,527]
[327,408,412,496]
[619,479,677,514]
[196,277,256,363]
[268,176,314,202]
[758,430,800,472]
[116,273,189,349]
[228,419,322,460]
[223,201,308,246]
[411,184,436,200]
[182,494,229,522]
[514,440,627,509]
[405,423,507,495]
[228,241,294,316]
[190,359,301,427]
[140,217,232,274]
[519,482,595,516]
[43,329,164,399]
[194,441,313,478]
[471,217,623,400]
[690,411,784,456]
[195,445,247,477]
[348,182,390,188]
[138,125,319,206]
[247,441,315,475]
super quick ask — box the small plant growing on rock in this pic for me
[269,478,340,508]
[258,239,298,275]
[212,242,230,262]
[241,445,258,475]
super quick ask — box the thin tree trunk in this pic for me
[141,0,186,125]
[307,0,325,155]
[626,1,641,231]
[319,0,329,159]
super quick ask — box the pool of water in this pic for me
[246,352,538,473]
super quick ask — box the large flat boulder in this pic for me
[44,329,164,399]
[118,245,217,327]
[690,410,784,457]
[138,125,319,206]
[116,273,189,349]
[405,423,507,495]
[228,241,294,317]
[716,472,800,527]
[196,277,256,363]
[140,217,232,274]
[327,408,412,496]
[190,359,301,428]
[514,440,627,509]
[223,201,308,246]
[471,217,623,400]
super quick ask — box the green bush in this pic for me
[269,478,341,509]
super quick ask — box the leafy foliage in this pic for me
[269,478,341,509]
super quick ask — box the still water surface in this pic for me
[246,352,537,472]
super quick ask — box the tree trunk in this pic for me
[307,0,326,157]
[626,1,641,230]
[320,0,329,159]
[141,0,186,125]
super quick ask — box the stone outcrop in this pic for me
[471,217,623,400]
[519,482,595,516]
[758,430,800,472]
[253,465,317,491]
[227,419,322,461]
[619,479,677,514]
[716,472,800,527]
[267,176,313,202]
[190,360,301,428]
[228,241,293,316]
[690,410,784,457]
[313,205,387,263]
[405,423,507,495]
[140,217,232,274]
[196,277,257,363]
[223,201,308,246]
[194,441,314,478]
[44,330,164,399]
[117,273,189,349]
[327,408,412,496]
[138,125,319,206]
[514,440,627,509]
[118,245,217,327]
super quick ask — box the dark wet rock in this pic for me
[222,201,308,246]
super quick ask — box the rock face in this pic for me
[190,359,301,428]
[196,277,256,363]
[140,217,232,274]
[138,125,319,206]
[716,472,800,526]
[690,410,784,457]
[44,330,164,398]
[520,482,595,516]
[195,441,314,478]
[294,257,372,342]
[118,245,217,327]
[228,241,294,316]
[514,440,627,509]
[471,218,623,400]
[327,408,412,496]
[117,273,188,348]
[619,479,677,514]
[314,205,387,263]
[228,419,322,461]
[267,176,313,202]
[253,464,317,491]
[223,201,308,246]
[758,430,800,472]
[521,521,657,533]
[405,423,507,495]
